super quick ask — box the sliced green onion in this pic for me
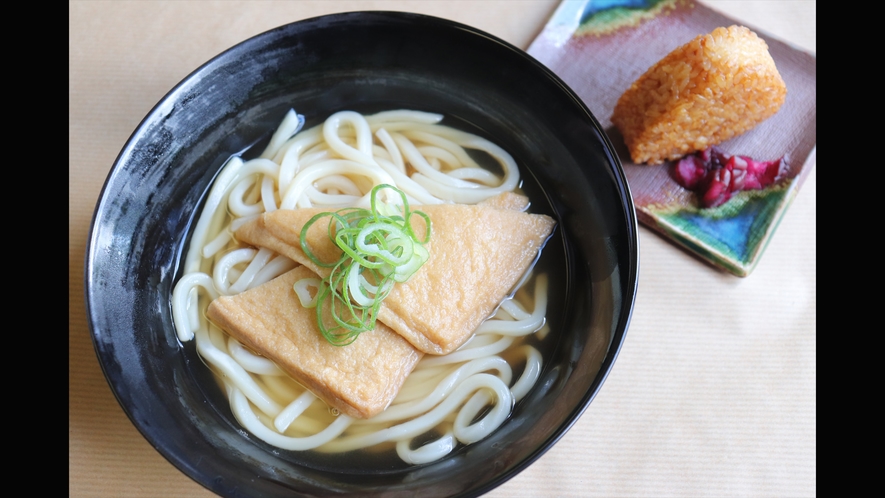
[296,184,431,346]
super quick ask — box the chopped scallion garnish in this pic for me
[297,184,431,346]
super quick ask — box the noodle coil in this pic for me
[171,109,552,464]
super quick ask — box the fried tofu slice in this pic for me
[234,193,533,270]
[477,191,530,211]
[235,196,555,355]
[379,203,554,354]
[206,266,423,419]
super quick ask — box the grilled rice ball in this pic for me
[611,25,787,165]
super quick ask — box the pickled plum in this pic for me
[672,146,787,208]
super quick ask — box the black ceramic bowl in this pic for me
[86,11,638,497]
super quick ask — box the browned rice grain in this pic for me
[611,25,787,165]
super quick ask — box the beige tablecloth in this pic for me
[69,1,816,496]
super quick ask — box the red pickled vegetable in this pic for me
[672,146,788,208]
[673,154,707,189]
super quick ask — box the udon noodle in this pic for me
[171,109,551,464]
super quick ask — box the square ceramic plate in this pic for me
[528,0,816,276]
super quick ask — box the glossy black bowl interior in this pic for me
[86,11,638,497]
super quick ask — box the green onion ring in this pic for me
[297,184,431,346]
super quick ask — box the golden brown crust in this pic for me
[378,203,554,354]
[206,267,423,419]
[611,25,787,165]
